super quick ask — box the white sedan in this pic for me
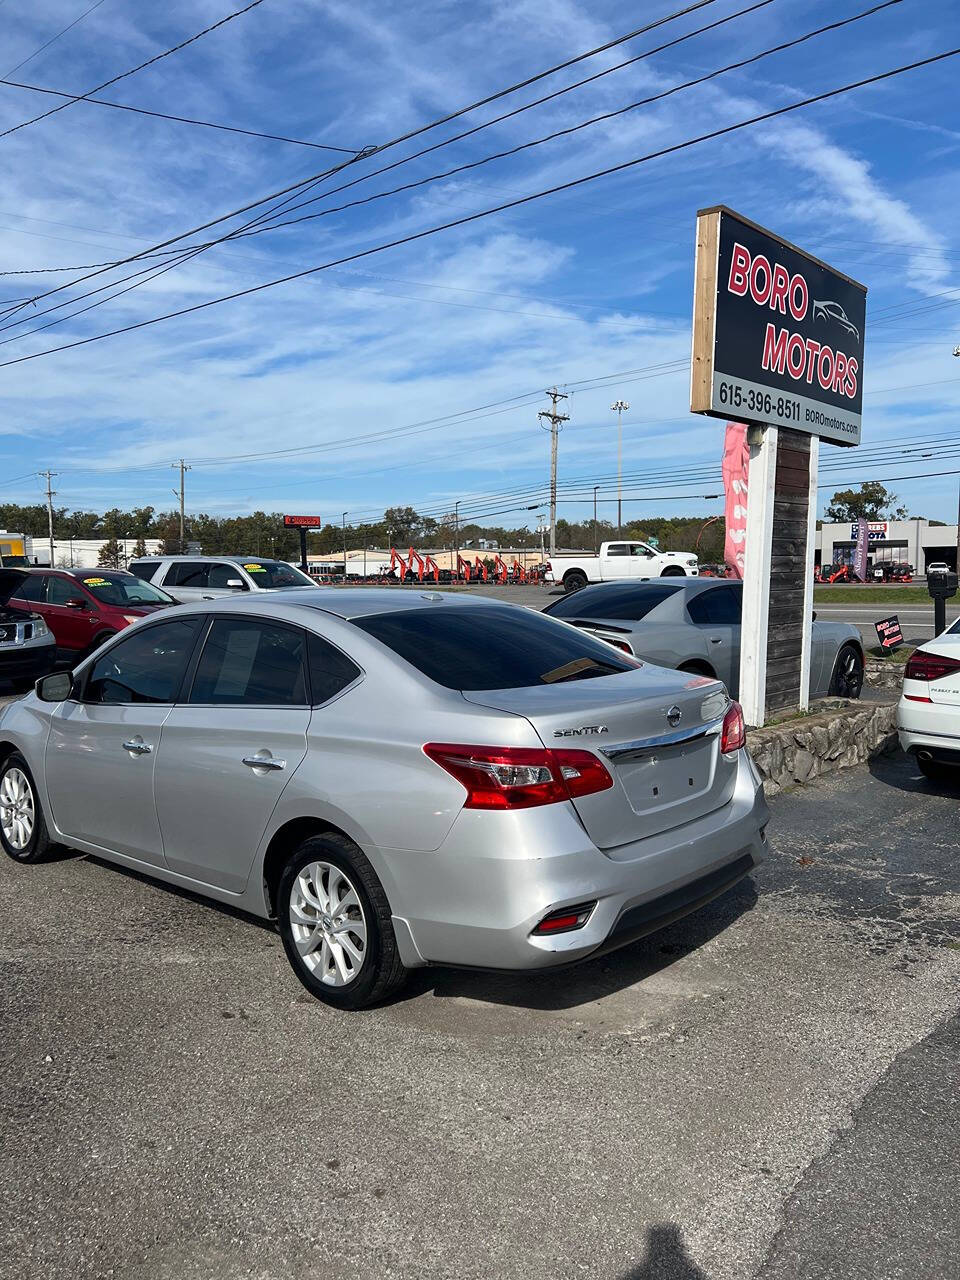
[898,626,960,782]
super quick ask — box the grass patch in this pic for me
[814,586,933,604]
[866,645,915,664]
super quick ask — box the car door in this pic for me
[685,585,742,692]
[41,573,103,656]
[43,616,203,864]
[205,561,250,597]
[159,561,214,604]
[153,615,311,892]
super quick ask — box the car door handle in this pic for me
[202,595,216,600]
[122,739,153,755]
[709,637,723,644]
[242,755,286,771]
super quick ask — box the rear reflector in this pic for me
[904,650,960,683]
[720,700,746,754]
[422,744,613,810]
[532,901,597,935]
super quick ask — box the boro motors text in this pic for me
[727,242,859,401]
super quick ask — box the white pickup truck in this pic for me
[547,540,699,593]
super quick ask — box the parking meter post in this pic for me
[935,594,946,637]
[299,527,308,572]
[927,570,958,637]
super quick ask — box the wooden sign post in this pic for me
[691,206,866,726]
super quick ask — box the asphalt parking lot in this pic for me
[1,748,958,1280]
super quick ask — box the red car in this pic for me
[7,568,176,664]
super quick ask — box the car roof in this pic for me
[131,554,286,564]
[178,587,512,621]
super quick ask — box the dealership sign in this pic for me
[850,520,888,540]
[691,207,866,445]
[283,514,323,528]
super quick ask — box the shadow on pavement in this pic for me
[868,749,960,796]
[621,1224,709,1279]
[400,876,757,1011]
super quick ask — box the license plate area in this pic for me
[615,738,718,816]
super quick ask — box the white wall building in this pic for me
[23,536,164,569]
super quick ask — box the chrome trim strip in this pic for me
[599,715,724,760]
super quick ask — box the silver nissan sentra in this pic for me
[0,589,769,1009]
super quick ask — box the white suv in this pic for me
[129,555,319,604]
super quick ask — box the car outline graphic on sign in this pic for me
[812,298,860,342]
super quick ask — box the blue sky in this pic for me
[1,0,959,532]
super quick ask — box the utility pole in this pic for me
[610,399,630,537]
[39,470,58,567]
[454,500,460,572]
[342,511,348,579]
[538,388,569,559]
[171,459,191,553]
[593,485,599,554]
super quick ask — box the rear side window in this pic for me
[85,619,201,705]
[547,582,681,621]
[164,562,211,588]
[308,633,361,704]
[190,618,307,705]
[687,586,742,625]
[11,575,45,602]
[129,560,160,582]
[354,605,636,691]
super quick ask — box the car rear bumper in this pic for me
[382,747,768,971]
[897,696,960,760]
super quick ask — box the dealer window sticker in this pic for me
[243,563,266,572]
[83,577,110,586]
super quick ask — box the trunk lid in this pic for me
[463,667,735,853]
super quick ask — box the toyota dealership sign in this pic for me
[691,206,866,445]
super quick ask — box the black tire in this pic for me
[830,642,864,699]
[678,660,716,679]
[563,570,588,594]
[0,752,53,864]
[277,832,407,1010]
[86,631,116,657]
[917,755,960,787]
[660,566,686,577]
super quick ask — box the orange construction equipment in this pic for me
[422,554,441,583]
[473,556,488,582]
[511,559,527,583]
[457,554,473,582]
[493,555,509,584]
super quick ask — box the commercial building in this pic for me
[816,519,958,574]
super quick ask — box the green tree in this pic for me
[132,536,148,559]
[824,482,907,523]
[98,538,123,568]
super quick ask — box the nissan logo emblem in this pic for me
[666,705,682,727]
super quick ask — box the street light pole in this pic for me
[593,485,599,554]
[454,500,460,573]
[342,512,348,579]
[610,400,629,537]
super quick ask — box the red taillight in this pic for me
[603,637,634,655]
[720,700,745,754]
[903,650,960,683]
[532,902,597,935]
[422,744,613,810]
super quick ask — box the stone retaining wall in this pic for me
[864,657,906,691]
[748,700,899,796]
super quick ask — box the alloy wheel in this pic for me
[0,767,35,852]
[289,860,368,987]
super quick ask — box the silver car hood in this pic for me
[462,668,734,851]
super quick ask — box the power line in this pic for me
[0,76,359,152]
[0,0,724,324]
[0,0,270,142]
[3,0,111,78]
[4,46,958,371]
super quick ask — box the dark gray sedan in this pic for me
[544,579,864,700]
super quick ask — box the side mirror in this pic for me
[812,611,818,622]
[226,578,245,589]
[36,671,73,702]
[65,597,87,610]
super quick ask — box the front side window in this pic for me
[85,619,201,705]
[239,561,315,589]
[355,605,637,691]
[207,563,248,590]
[630,544,655,557]
[190,619,307,705]
[46,575,84,606]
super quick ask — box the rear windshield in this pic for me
[545,582,682,621]
[354,604,637,690]
[77,574,174,605]
[240,561,316,588]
